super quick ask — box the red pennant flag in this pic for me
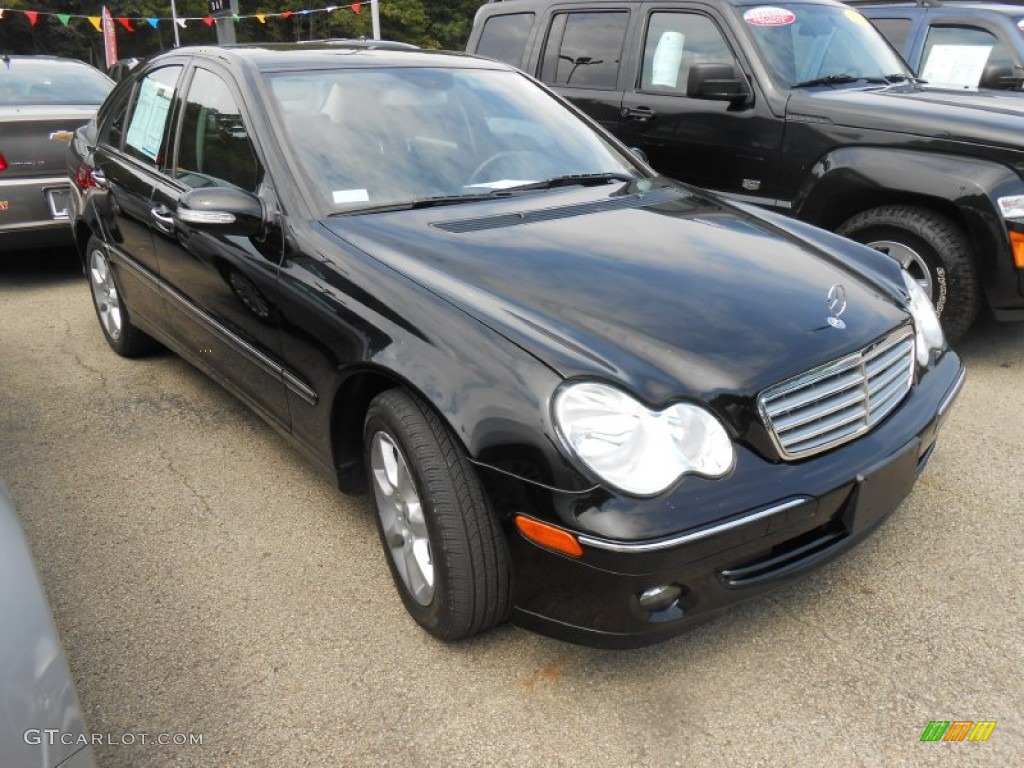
[203,16,215,27]
[282,11,293,19]
[352,3,362,13]
[25,10,39,25]
[116,17,134,32]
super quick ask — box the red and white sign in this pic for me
[102,7,118,69]
[743,7,797,27]
[1017,19,1024,32]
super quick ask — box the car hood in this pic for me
[791,85,1024,167]
[321,183,910,406]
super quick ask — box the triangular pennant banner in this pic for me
[282,11,293,19]
[25,10,39,25]
[116,17,134,32]
[57,14,71,26]
[232,14,240,21]
[176,18,187,29]
[352,4,362,14]
[147,18,159,29]
[88,16,102,32]
[203,16,215,27]
[256,13,266,23]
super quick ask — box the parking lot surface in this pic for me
[1,251,1020,767]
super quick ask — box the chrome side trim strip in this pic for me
[107,244,318,406]
[576,497,812,553]
[937,366,966,418]
[0,176,69,188]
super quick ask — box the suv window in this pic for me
[123,66,182,166]
[641,12,736,93]
[175,68,261,192]
[870,17,914,54]
[477,13,535,68]
[541,11,629,89]
[920,25,1013,89]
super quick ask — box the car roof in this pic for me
[1,54,101,69]
[478,0,846,7]
[850,0,1024,15]
[150,44,512,73]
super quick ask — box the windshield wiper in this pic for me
[328,189,518,216]
[506,172,636,191]
[791,73,860,89]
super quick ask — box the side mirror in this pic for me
[687,63,752,105]
[979,64,1022,91]
[177,186,263,237]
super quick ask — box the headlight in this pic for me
[552,381,734,496]
[997,195,1024,220]
[902,269,944,366]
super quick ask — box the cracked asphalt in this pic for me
[1,250,1020,767]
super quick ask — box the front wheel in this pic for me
[364,389,511,641]
[836,205,981,343]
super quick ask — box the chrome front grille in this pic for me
[759,328,916,460]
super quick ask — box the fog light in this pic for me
[638,584,683,612]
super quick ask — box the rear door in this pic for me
[91,65,183,323]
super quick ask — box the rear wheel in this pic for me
[86,236,158,357]
[836,206,981,343]
[364,389,511,641]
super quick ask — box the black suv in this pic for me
[468,0,1024,339]
[853,0,1024,91]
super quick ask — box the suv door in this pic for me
[536,7,635,131]
[916,19,1022,90]
[617,4,783,201]
[149,64,291,428]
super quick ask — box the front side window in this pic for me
[175,68,261,192]
[641,13,737,94]
[541,12,629,89]
[98,87,134,150]
[476,13,535,69]
[123,66,182,166]
[267,67,643,213]
[738,4,910,88]
[920,25,1014,89]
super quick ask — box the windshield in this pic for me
[0,59,113,106]
[736,4,912,88]
[266,67,642,213]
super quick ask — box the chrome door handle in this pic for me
[150,205,175,233]
[91,169,109,189]
[623,106,656,122]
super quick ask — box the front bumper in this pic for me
[499,350,965,648]
[0,175,74,250]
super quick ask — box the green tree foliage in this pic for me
[0,1,490,67]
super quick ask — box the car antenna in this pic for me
[2,53,11,69]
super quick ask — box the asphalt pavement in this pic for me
[1,250,1020,767]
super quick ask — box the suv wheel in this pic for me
[837,206,981,342]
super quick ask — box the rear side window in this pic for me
[541,11,629,89]
[476,13,535,68]
[123,66,182,166]
[870,18,914,56]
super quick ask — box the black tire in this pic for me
[85,235,159,357]
[836,206,981,343]
[364,389,511,641]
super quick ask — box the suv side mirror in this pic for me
[177,186,263,237]
[687,63,752,104]
[979,64,1022,91]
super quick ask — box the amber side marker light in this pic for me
[1011,230,1024,268]
[515,515,584,557]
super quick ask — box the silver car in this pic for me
[0,56,112,250]
[0,484,95,768]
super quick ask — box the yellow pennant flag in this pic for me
[88,16,102,32]
[256,14,266,23]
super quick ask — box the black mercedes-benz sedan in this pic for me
[67,44,965,648]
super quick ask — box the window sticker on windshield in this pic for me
[333,189,370,204]
[743,7,796,27]
[921,44,992,89]
[652,31,686,88]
